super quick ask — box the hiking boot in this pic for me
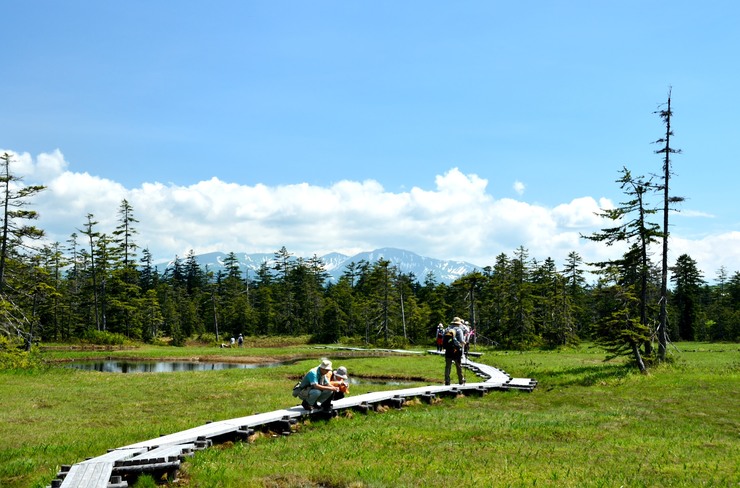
[321,401,333,412]
[301,400,313,411]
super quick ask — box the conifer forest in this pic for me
[2,97,739,370]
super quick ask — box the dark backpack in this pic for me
[442,328,457,351]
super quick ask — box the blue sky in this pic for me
[2,1,739,281]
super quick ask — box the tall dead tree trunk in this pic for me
[654,88,683,361]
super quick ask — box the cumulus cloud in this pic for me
[5,149,740,280]
[513,180,525,195]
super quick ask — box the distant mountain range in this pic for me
[157,247,480,285]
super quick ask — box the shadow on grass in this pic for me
[535,362,635,388]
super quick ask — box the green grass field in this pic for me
[1,341,738,487]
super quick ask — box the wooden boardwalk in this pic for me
[49,352,536,488]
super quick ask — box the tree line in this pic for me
[1,94,738,369]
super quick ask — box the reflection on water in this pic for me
[66,361,281,373]
[66,361,419,386]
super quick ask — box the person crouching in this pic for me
[295,358,340,412]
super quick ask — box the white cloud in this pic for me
[8,149,740,281]
[513,180,525,195]
[669,231,740,281]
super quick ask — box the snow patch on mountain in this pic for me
[159,248,479,284]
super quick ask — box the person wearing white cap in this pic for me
[443,317,466,385]
[436,323,445,352]
[294,358,340,412]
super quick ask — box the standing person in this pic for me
[467,325,475,354]
[328,366,350,400]
[435,323,445,352]
[443,317,466,385]
[237,334,243,348]
[294,358,340,412]
[461,320,471,362]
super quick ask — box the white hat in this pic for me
[318,358,333,371]
[451,317,463,325]
[334,366,348,379]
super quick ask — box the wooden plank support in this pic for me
[114,460,181,475]
[107,475,127,488]
[266,419,293,435]
[382,395,405,409]
[193,436,212,450]
[420,392,436,403]
[439,387,462,398]
[115,444,194,467]
[353,401,371,414]
[236,425,255,439]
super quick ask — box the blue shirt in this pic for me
[302,367,329,388]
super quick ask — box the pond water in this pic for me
[65,361,420,386]
[66,360,282,373]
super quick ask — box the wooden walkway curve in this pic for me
[49,351,536,488]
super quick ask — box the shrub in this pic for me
[0,336,42,370]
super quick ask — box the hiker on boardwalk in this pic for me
[237,334,243,348]
[443,317,466,385]
[461,320,471,361]
[294,358,340,412]
[329,366,350,400]
[435,323,445,352]
[466,324,475,356]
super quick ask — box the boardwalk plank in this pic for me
[59,463,112,488]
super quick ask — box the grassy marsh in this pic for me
[1,342,737,487]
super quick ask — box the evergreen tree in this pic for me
[582,167,662,356]
[562,251,589,337]
[482,253,512,346]
[78,214,102,331]
[705,267,739,341]
[37,243,67,341]
[417,271,450,341]
[532,257,576,347]
[0,152,46,293]
[303,254,329,336]
[670,254,704,340]
[139,248,159,292]
[591,266,649,372]
[140,288,164,342]
[362,259,398,345]
[324,275,357,339]
[510,246,536,346]
[184,250,205,295]
[272,246,295,334]
[109,201,141,338]
[112,199,138,269]
[253,262,275,335]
